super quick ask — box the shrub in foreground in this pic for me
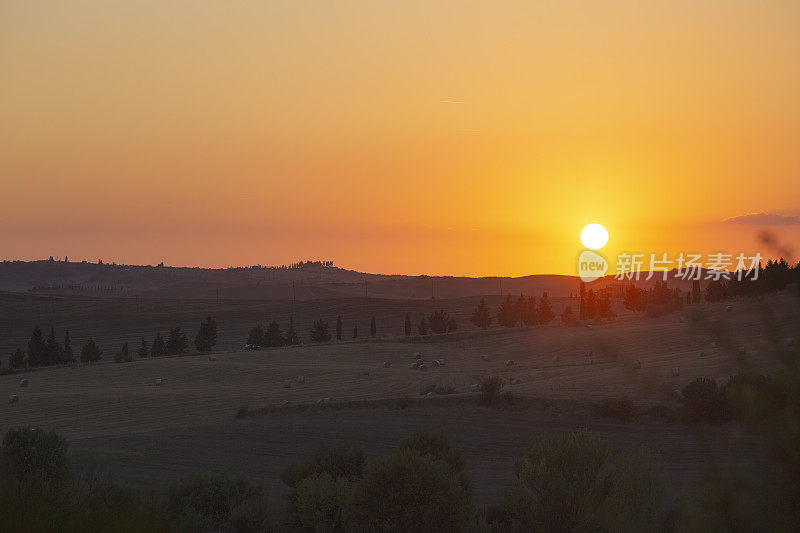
[346,449,472,532]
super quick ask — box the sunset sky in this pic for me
[2,1,800,276]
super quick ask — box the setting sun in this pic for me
[580,223,609,251]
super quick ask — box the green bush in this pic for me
[165,473,263,531]
[596,446,666,531]
[681,378,731,423]
[505,429,610,531]
[346,449,472,532]
[479,376,504,404]
[596,396,635,421]
[1,427,70,496]
[724,372,779,422]
[295,473,350,532]
[281,446,366,488]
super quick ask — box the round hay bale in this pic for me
[587,358,594,365]
[426,391,434,396]
[283,380,291,388]
[280,399,289,407]
[697,351,704,357]
[297,375,305,384]
[480,354,490,362]
[505,359,514,366]
[9,394,19,405]
[552,355,560,363]
[586,324,594,331]
[381,361,391,368]
[726,305,732,312]
[672,389,683,401]
[710,341,717,348]
[671,367,680,377]
[632,360,641,369]
[469,383,480,392]
[413,352,422,359]
[362,368,370,376]
[510,376,520,385]
[207,354,216,361]
[585,349,593,357]
[155,378,163,386]
[19,379,29,388]
[418,364,427,371]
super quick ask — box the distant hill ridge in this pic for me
[0,259,695,301]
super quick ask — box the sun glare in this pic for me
[580,223,609,250]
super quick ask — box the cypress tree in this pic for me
[27,326,46,367]
[63,330,74,363]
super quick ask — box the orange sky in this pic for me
[2,1,799,276]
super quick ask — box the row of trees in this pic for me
[470,292,556,329]
[247,319,301,346]
[9,326,103,368]
[9,317,218,369]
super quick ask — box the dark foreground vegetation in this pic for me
[4,292,800,532]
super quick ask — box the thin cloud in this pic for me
[725,213,800,226]
[439,100,465,104]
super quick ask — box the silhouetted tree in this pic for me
[137,337,148,358]
[27,326,46,367]
[521,295,538,326]
[404,312,412,336]
[63,330,74,363]
[428,309,455,334]
[9,349,26,369]
[537,292,555,324]
[579,282,587,321]
[44,327,62,365]
[80,337,102,363]
[514,294,527,326]
[195,316,218,353]
[497,295,517,328]
[561,306,579,326]
[151,331,165,357]
[418,317,430,336]
[114,342,132,363]
[624,284,645,312]
[285,319,300,345]
[692,280,702,304]
[370,316,377,337]
[165,326,187,355]
[266,319,284,347]
[353,323,358,339]
[470,299,492,329]
[336,315,343,341]
[247,325,265,346]
[310,319,331,342]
